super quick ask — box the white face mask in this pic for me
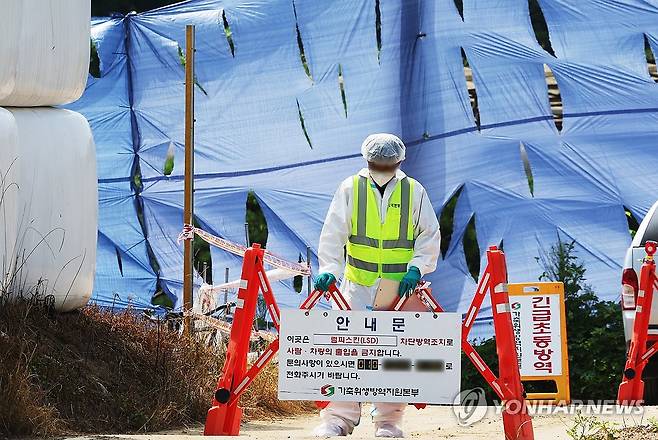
[369,169,396,186]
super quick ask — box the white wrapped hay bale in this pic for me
[0,108,19,293]
[0,0,90,107]
[7,108,97,311]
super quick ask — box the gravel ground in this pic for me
[61,405,658,440]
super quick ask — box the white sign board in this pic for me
[279,309,461,404]
[510,294,563,376]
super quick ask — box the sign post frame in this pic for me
[508,282,570,404]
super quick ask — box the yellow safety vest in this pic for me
[345,175,416,286]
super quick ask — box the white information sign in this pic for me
[278,309,461,404]
[510,294,563,376]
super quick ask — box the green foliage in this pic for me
[626,208,640,238]
[291,1,312,81]
[537,237,587,296]
[293,253,304,294]
[176,46,208,96]
[460,337,500,403]
[192,217,212,283]
[163,142,175,176]
[375,0,382,62]
[645,35,656,65]
[567,413,619,440]
[222,10,235,57]
[464,216,480,280]
[338,64,348,118]
[648,416,658,431]
[296,100,313,149]
[151,290,174,308]
[461,237,625,402]
[89,39,100,78]
[439,187,481,281]
[537,237,625,400]
[246,192,268,247]
[439,187,461,258]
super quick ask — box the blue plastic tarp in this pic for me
[72,1,658,335]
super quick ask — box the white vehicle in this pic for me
[621,200,658,401]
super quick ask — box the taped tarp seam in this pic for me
[97,103,658,185]
[127,12,163,306]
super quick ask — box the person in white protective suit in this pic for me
[313,133,441,438]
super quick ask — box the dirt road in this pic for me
[63,405,658,439]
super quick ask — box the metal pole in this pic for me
[306,246,312,296]
[224,267,229,315]
[183,25,195,336]
[244,222,250,247]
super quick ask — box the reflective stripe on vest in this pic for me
[345,175,415,286]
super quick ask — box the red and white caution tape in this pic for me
[184,310,277,342]
[178,224,310,276]
[198,268,300,296]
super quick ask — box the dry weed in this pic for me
[0,297,311,437]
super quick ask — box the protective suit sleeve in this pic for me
[318,177,353,279]
[409,184,441,277]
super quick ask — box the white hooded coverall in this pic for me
[317,167,441,432]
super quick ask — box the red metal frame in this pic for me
[618,240,658,405]
[393,281,444,314]
[460,246,534,440]
[204,244,349,435]
[299,283,351,311]
[204,244,534,439]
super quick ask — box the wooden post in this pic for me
[183,25,195,335]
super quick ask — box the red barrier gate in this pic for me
[618,240,658,405]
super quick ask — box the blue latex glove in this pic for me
[398,266,421,297]
[314,272,336,292]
